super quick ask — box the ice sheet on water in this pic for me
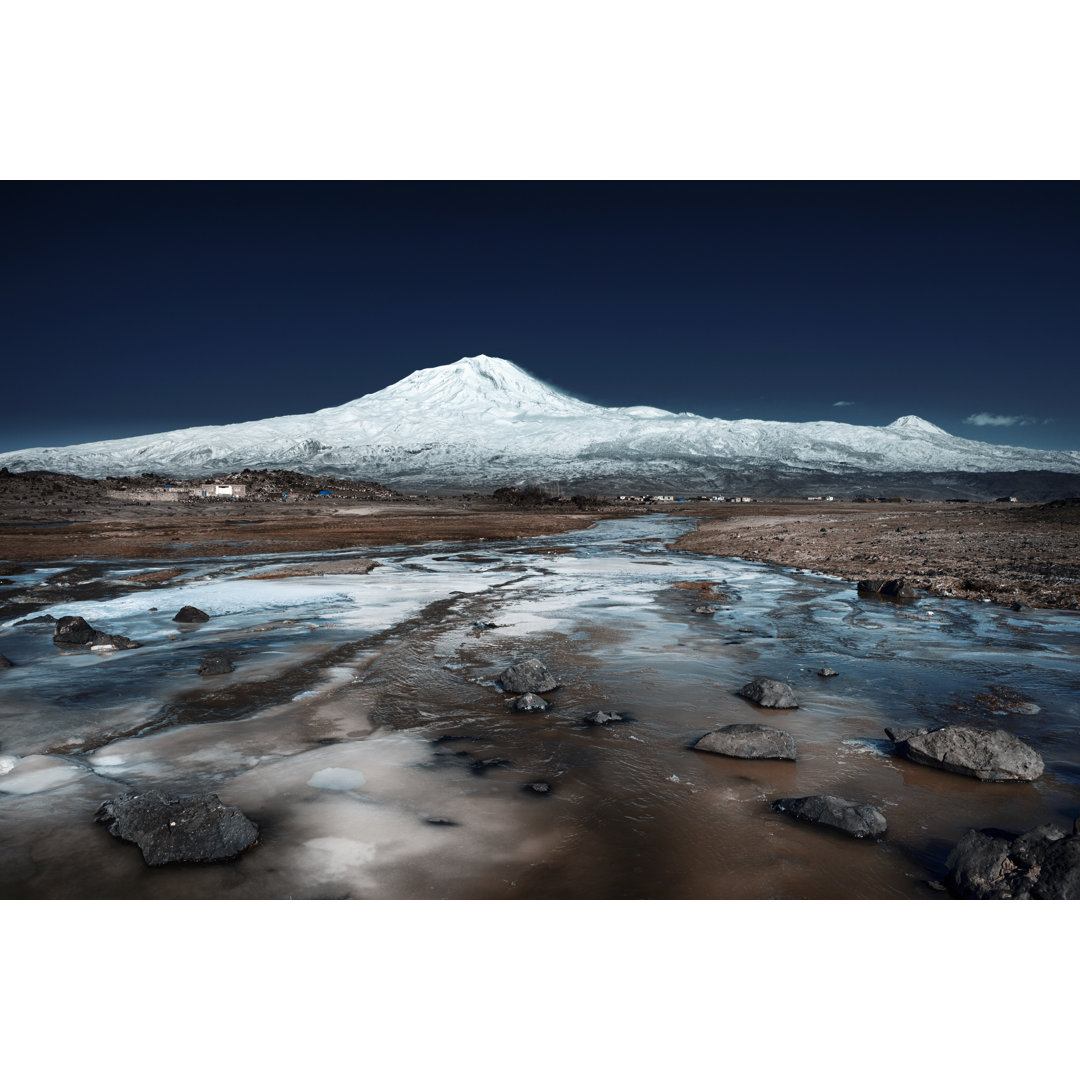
[0,755,89,795]
[307,767,366,790]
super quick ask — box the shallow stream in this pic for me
[1,516,1077,899]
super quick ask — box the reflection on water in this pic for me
[1,515,1077,899]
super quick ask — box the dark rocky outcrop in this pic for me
[511,693,549,712]
[857,578,918,599]
[884,723,1044,781]
[737,677,798,709]
[945,825,1080,899]
[582,710,627,725]
[498,658,559,694]
[52,615,140,650]
[693,723,797,760]
[0,653,13,669]
[15,614,56,626]
[198,654,235,676]
[772,795,888,838]
[53,615,98,646]
[173,606,210,623]
[95,791,259,866]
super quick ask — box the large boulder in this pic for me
[96,791,259,866]
[885,724,1044,781]
[945,825,1080,899]
[53,615,140,651]
[693,723,796,760]
[498,658,559,694]
[858,578,918,599]
[772,795,888,838]
[737,677,798,709]
[173,606,210,623]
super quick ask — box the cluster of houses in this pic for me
[107,482,249,503]
[616,494,756,503]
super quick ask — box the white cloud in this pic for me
[833,400,855,407]
[963,412,1035,427]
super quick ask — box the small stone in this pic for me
[737,677,798,709]
[857,578,917,599]
[198,654,235,676]
[522,781,552,795]
[511,693,549,712]
[694,723,796,760]
[772,795,887,838]
[498,658,559,694]
[582,710,626,725]
[818,667,839,677]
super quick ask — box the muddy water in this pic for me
[0,516,1077,899]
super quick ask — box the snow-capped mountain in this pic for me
[3,355,1079,494]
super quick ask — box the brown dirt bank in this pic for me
[667,500,1080,610]
[0,495,617,562]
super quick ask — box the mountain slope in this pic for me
[2,354,1079,493]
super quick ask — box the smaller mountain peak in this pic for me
[886,415,948,436]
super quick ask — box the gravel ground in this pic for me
[668,500,1080,610]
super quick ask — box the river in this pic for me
[1,515,1077,899]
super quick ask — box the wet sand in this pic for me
[0,496,613,562]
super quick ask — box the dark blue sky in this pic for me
[3,181,1077,453]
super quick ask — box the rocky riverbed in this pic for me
[1,513,1077,899]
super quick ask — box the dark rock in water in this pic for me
[498,658,559,694]
[15,614,56,626]
[818,667,839,678]
[772,795,887,838]
[523,781,552,795]
[173,605,210,623]
[424,817,459,826]
[0,653,13,669]
[198,654,235,676]
[511,693,549,712]
[737,677,798,709]
[693,723,796,760]
[692,604,719,615]
[473,620,498,630]
[857,578,917,599]
[1010,601,1030,612]
[946,825,1080,899]
[582,710,626,725]
[53,615,140,650]
[885,723,1043,781]
[95,791,259,866]
[53,615,97,646]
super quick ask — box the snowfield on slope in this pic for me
[2,354,1078,487]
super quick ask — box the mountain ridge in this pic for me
[2,354,1078,494]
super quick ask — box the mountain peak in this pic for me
[886,415,949,436]
[359,354,599,418]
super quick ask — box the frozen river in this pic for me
[1,515,1078,898]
